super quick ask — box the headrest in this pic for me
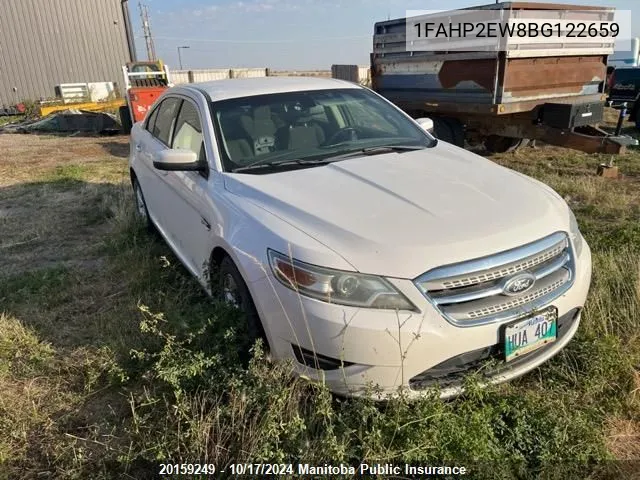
[254,105,271,121]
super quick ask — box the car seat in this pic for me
[284,116,325,150]
[240,105,278,155]
[218,111,254,165]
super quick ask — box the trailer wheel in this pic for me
[484,135,521,154]
[119,105,133,135]
[442,118,465,148]
[432,118,455,144]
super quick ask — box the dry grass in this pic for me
[606,418,640,460]
[0,312,125,476]
[0,134,137,477]
[0,135,129,275]
[0,134,128,187]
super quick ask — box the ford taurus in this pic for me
[128,77,592,398]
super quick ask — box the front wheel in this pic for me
[216,256,267,352]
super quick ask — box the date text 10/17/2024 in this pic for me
[158,463,469,476]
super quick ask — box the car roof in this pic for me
[177,76,362,102]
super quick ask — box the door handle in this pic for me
[135,144,142,152]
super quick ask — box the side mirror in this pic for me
[415,117,434,134]
[153,149,203,172]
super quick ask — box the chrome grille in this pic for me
[440,242,566,289]
[414,232,575,327]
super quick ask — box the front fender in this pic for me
[209,190,356,286]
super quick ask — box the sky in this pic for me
[129,0,640,71]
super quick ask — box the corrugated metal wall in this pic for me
[0,0,131,105]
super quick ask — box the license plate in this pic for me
[504,308,557,362]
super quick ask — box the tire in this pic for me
[442,117,465,148]
[484,135,522,154]
[119,105,133,135]
[516,138,530,150]
[216,256,267,351]
[132,178,154,232]
[627,106,635,123]
[432,117,455,144]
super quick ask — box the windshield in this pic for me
[210,88,436,173]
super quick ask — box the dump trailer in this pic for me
[371,2,631,153]
[119,61,171,134]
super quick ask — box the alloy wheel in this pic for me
[134,183,148,220]
[223,273,240,308]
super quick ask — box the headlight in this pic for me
[568,209,584,257]
[268,249,417,311]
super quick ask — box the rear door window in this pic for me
[152,97,182,146]
[172,100,205,162]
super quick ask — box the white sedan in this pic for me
[129,77,592,398]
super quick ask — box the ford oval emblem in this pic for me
[502,272,536,296]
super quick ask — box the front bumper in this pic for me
[248,240,592,399]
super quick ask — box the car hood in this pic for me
[223,143,570,279]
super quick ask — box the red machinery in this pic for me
[119,61,171,133]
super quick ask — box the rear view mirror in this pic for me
[415,117,434,134]
[153,149,202,171]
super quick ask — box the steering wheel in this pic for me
[323,127,359,147]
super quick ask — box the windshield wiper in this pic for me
[322,144,426,161]
[231,158,336,173]
[231,145,426,173]
[366,144,426,152]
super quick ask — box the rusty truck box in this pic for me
[372,2,616,116]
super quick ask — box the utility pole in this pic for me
[139,2,156,61]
